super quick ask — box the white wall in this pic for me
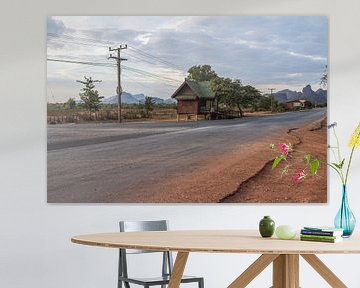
[1,0,360,287]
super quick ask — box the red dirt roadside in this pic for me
[143,118,327,203]
[222,118,327,203]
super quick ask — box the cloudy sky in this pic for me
[47,16,328,102]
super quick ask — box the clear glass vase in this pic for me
[334,185,356,237]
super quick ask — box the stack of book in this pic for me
[300,226,344,243]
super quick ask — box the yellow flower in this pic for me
[349,122,360,147]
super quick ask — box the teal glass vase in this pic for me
[334,185,356,237]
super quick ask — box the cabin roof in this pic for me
[171,79,216,100]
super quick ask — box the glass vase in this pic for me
[334,185,356,237]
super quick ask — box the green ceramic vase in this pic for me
[259,216,275,237]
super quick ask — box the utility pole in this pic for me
[268,88,276,112]
[108,45,127,123]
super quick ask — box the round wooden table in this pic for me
[72,230,360,288]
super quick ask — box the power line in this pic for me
[47,32,186,72]
[47,58,113,67]
[123,50,173,67]
[127,45,184,71]
[268,88,276,112]
[48,32,117,46]
[122,66,181,84]
[47,57,182,85]
[48,38,108,48]
[48,36,186,75]
[268,88,276,94]
[108,45,128,123]
[46,58,179,85]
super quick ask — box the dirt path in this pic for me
[144,118,327,203]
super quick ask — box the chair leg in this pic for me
[199,278,204,288]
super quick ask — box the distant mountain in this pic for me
[275,89,302,102]
[316,88,327,98]
[270,85,327,105]
[101,92,176,105]
[302,85,327,104]
[102,92,142,104]
[132,94,146,102]
[164,98,177,104]
[273,92,288,103]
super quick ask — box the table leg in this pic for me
[272,254,299,288]
[228,254,279,288]
[168,251,189,288]
[228,253,347,288]
[301,254,347,288]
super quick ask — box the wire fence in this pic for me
[47,108,177,124]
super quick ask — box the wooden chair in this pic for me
[118,220,204,288]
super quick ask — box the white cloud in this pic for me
[135,33,152,45]
[47,16,328,102]
[286,73,303,78]
[287,51,327,62]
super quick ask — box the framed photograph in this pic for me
[47,16,328,203]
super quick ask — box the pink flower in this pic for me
[280,143,290,155]
[293,169,306,183]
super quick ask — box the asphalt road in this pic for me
[47,108,327,202]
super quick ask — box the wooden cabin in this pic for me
[285,99,312,110]
[171,79,217,121]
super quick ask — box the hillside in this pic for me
[271,85,327,104]
[102,92,176,105]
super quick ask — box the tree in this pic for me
[65,98,76,109]
[272,100,285,112]
[76,76,103,115]
[144,96,155,118]
[187,64,218,81]
[320,65,327,87]
[257,96,272,111]
[210,77,262,117]
[210,77,233,114]
[231,84,262,117]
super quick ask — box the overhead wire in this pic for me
[47,31,186,92]
[127,45,184,71]
[47,58,182,86]
[47,32,186,73]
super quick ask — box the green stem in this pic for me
[333,128,342,162]
[329,146,344,184]
[327,163,344,182]
[333,128,345,183]
[345,145,356,185]
[330,148,339,166]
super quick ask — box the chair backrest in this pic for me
[118,220,174,283]
[119,220,169,254]
[120,220,168,232]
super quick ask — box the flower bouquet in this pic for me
[328,122,360,236]
[270,122,360,236]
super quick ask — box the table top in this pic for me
[71,230,360,254]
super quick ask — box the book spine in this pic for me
[301,230,336,236]
[300,234,337,240]
[300,236,337,243]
